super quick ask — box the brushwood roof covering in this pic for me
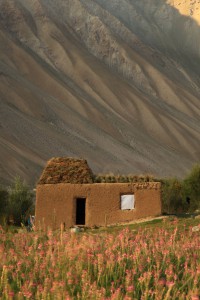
[38,157,94,184]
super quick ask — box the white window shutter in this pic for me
[121,194,135,210]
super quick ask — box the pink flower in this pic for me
[166,281,175,288]
[158,278,166,286]
[23,292,32,298]
[67,279,73,285]
[191,296,199,300]
[127,285,134,292]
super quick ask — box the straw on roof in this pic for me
[38,157,94,184]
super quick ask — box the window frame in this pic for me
[120,194,135,210]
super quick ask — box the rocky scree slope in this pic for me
[0,0,200,185]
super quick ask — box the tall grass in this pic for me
[93,174,154,183]
[0,220,199,299]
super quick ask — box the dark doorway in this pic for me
[76,198,86,225]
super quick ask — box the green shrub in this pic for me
[8,177,34,226]
[161,178,183,214]
[182,164,200,211]
[0,186,9,225]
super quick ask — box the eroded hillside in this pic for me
[0,0,200,185]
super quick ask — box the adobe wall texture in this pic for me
[35,182,161,229]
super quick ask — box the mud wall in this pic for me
[35,182,161,229]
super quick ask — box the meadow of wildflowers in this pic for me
[0,219,199,300]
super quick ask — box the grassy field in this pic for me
[0,217,200,299]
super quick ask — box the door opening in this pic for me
[76,198,86,225]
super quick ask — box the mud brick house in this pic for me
[35,157,161,229]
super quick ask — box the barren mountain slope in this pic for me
[0,0,200,185]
